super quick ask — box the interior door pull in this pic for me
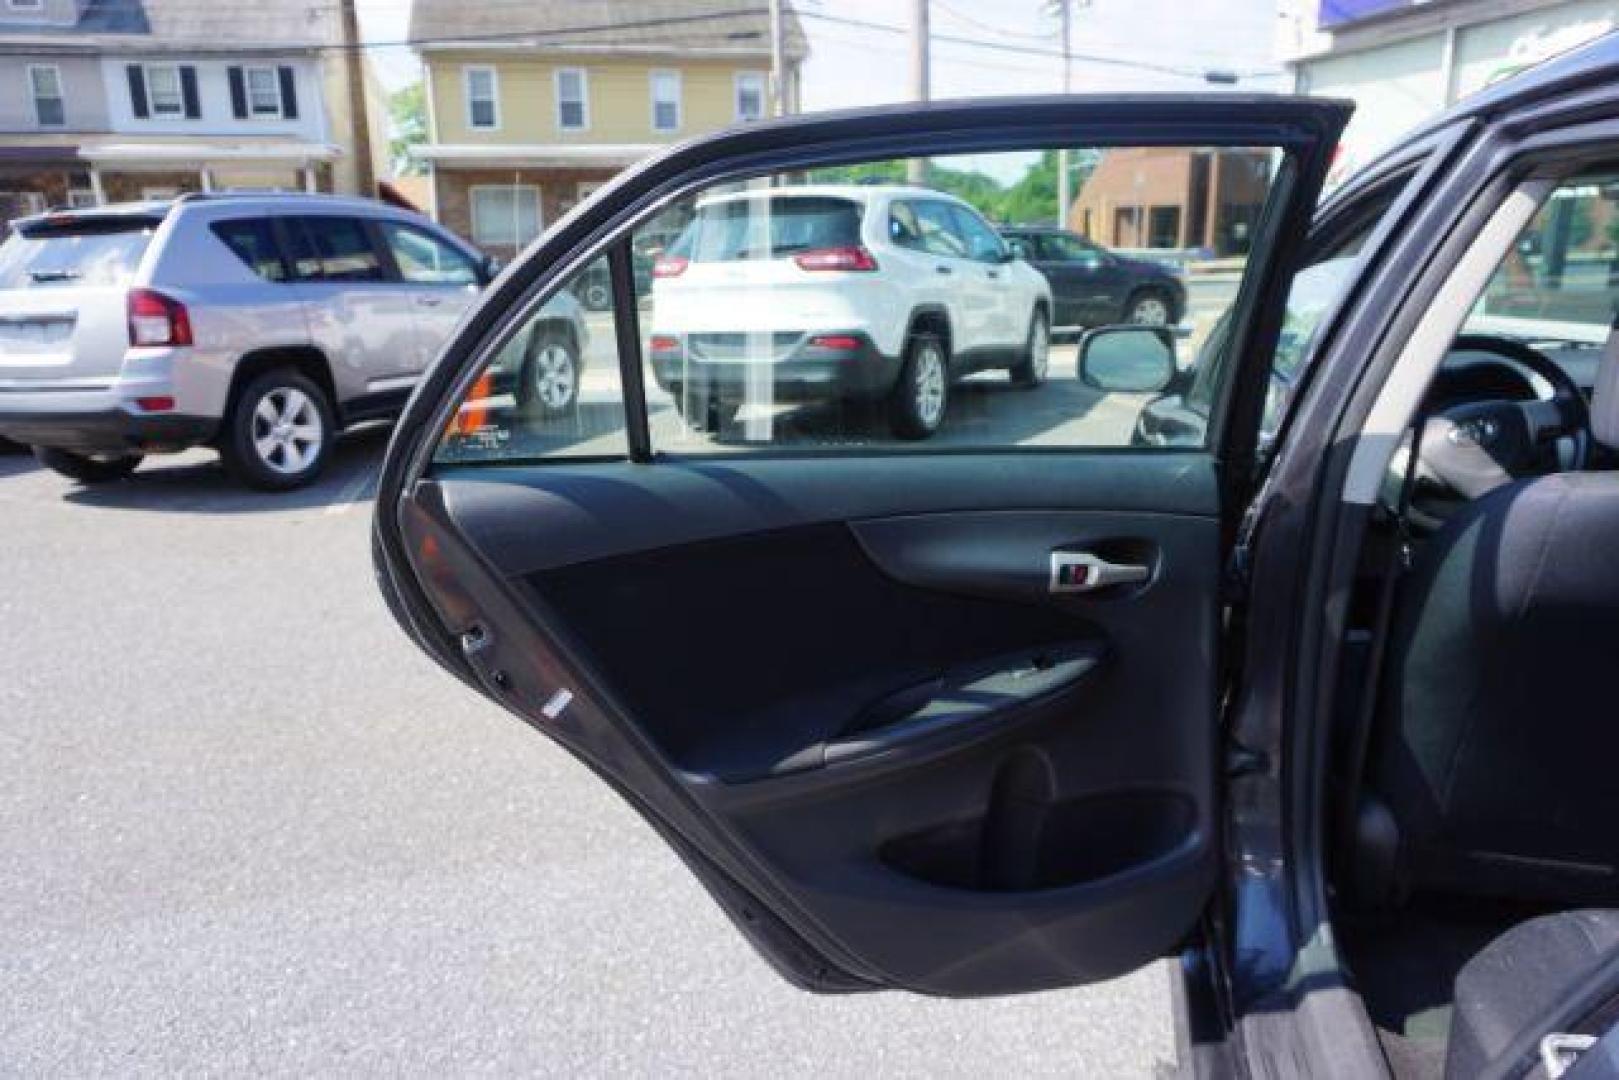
[1049,552,1150,594]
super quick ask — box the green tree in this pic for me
[389,83,428,177]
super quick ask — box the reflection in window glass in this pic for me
[1471,180,1619,336]
[435,257,624,464]
[435,145,1292,466]
[634,147,1278,454]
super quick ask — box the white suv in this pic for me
[648,184,1053,438]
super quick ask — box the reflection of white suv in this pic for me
[648,184,1053,438]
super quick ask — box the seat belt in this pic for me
[1333,412,1428,902]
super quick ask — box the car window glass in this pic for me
[435,256,626,464]
[1041,233,1103,265]
[950,206,1005,264]
[1466,179,1619,342]
[1179,174,1410,452]
[911,200,967,258]
[670,195,863,262]
[433,144,1293,465]
[210,218,287,282]
[0,220,154,289]
[379,221,480,286]
[286,216,386,283]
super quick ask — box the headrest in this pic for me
[1596,323,1619,449]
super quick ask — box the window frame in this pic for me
[649,69,681,134]
[469,184,542,249]
[463,65,499,132]
[555,67,589,133]
[28,64,64,128]
[242,64,284,119]
[144,63,185,118]
[406,103,1345,477]
[734,70,767,122]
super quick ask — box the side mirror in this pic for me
[1078,326,1177,393]
[1001,244,1023,262]
[480,254,503,283]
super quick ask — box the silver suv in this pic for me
[0,193,587,490]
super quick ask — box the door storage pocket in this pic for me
[880,771,1194,894]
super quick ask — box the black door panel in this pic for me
[374,97,1349,999]
[405,455,1221,995]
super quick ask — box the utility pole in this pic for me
[769,0,787,116]
[339,0,375,195]
[907,0,930,184]
[1056,0,1072,229]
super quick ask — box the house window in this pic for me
[650,70,680,133]
[464,66,498,130]
[556,68,587,131]
[67,187,97,208]
[244,66,282,117]
[29,65,64,127]
[471,185,541,249]
[146,64,184,117]
[735,71,766,121]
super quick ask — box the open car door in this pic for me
[372,98,1348,997]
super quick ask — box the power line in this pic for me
[18,0,1281,78]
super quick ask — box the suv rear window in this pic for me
[674,196,862,262]
[0,218,157,289]
[211,218,289,282]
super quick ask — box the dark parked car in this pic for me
[374,38,1619,1079]
[998,225,1185,330]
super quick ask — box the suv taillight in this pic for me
[652,254,689,278]
[127,288,192,347]
[793,246,878,272]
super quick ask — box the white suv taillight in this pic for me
[127,288,193,347]
[793,246,878,272]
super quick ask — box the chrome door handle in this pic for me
[1049,552,1150,594]
[935,265,953,275]
[415,295,444,307]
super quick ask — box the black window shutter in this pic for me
[180,66,200,118]
[127,65,148,118]
[277,66,298,119]
[228,66,247,119]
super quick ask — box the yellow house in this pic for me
[408,1,809,259]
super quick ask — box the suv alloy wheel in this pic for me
[1012,309,1051,388]
[220,369,335,491]
[516,329,580,417]
[889,331,949,439]
[1127,290,1172,325]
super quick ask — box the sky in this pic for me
[357,0,1287,100]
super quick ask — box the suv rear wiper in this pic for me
[28,269,81,283]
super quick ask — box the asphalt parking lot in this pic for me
[0,398,1174,1074]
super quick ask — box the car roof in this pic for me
[13,191,420,232]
